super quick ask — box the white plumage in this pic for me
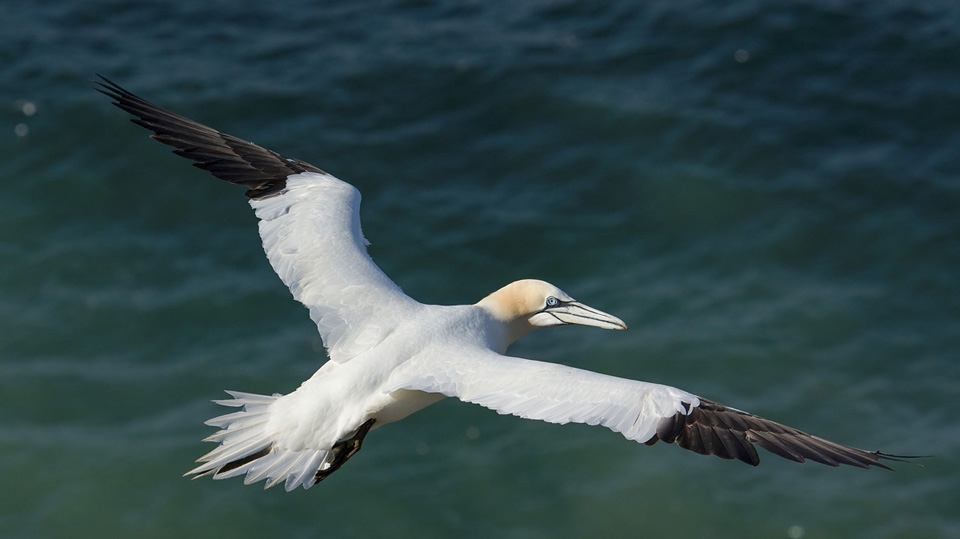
[251,173,419,361]
[385,347,700,444]
[98,76,902,492]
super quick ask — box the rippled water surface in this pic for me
[2,1,959,537]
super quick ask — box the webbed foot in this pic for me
[314,418,376,482]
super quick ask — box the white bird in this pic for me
[98,76,903,492]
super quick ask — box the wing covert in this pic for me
[386,348,897,468]
[99,76,420,360]
[386,348,698,444]
[251,173,420,360]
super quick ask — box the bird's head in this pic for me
[477,279,627,343]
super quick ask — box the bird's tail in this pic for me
[185,391,331,491]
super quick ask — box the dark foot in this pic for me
[315,418,375,482]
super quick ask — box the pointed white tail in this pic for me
[185,390,333,491]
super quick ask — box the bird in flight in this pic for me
[98,75,902,491]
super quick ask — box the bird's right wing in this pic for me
[98,76,421,361]
[386,348,898,469]
[248,173,422,360]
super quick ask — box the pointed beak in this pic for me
[547,301,628,330]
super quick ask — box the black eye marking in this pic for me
[545,296,559,307]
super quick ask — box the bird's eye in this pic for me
[545,296,559,307]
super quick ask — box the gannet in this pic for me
[98,76,903,492]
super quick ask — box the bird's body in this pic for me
[263,294,495,453]
[98,76,904,492]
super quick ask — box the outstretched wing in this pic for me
[96,76,320,199]
[387,348,897,469]
[98,76,420,360]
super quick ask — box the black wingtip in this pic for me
[874,453,929,469]
[95,74,327,200]
[653,398,908,470]
[93,73,124,101]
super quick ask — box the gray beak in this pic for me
[546,301,628,330]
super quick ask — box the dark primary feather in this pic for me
[95,74,323,199]
[650,398,902,469]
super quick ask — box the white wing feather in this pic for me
[386,348,700,444]
[251,172,421,361]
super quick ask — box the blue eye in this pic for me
[546,296,559,307]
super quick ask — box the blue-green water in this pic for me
[2,1,958,537]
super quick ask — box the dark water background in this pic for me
[2,1,958,537]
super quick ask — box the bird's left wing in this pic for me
[386,348,897,469]
[98,76,420,360]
